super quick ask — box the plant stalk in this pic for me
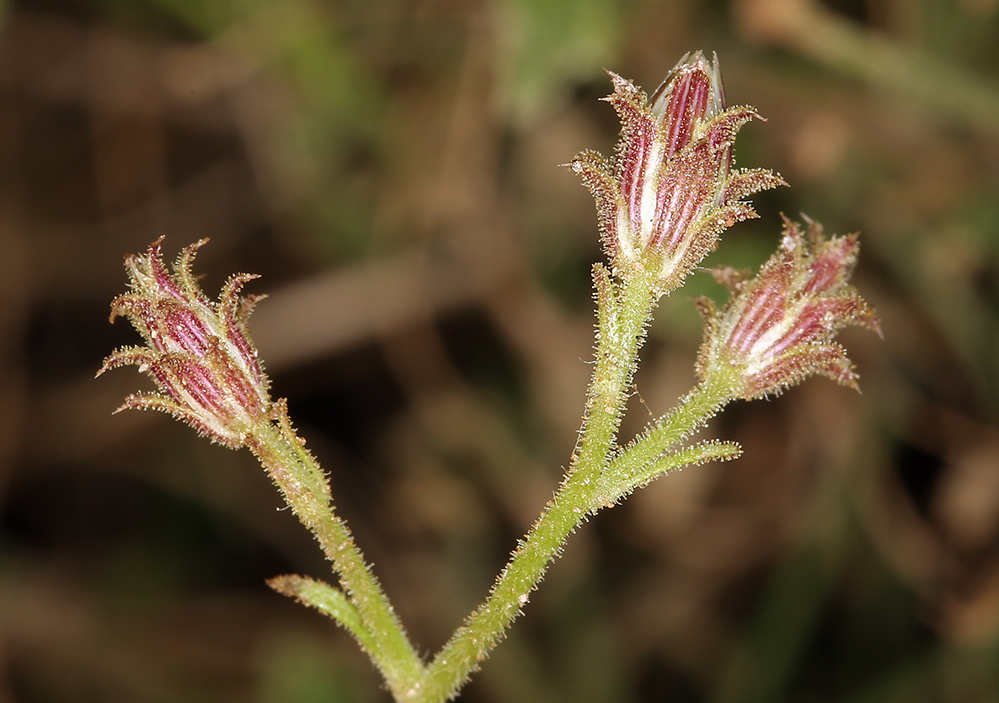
[410,270,660,702]
[246,414,426,700]
[608,369,736,482]
[246,272,736,703]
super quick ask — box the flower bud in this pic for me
[571,51,785,292]
[98,238,271,447]
[695,217,880,399]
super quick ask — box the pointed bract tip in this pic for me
[574,51,777,295]
[696,217,879,400]
[98,238,271,448]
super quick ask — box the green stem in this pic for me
[606,370,735,487]
[411,269,657,702]
[245,268,737,703]
[245,412,425,700]
[584,267,658,466]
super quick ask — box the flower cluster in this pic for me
[695,217,880,400]
[92,50,882,703]
[571,51,784,292]
[98,238,271,447]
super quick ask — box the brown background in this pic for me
[1,0,998,700]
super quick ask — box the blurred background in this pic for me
[1,0,998,700]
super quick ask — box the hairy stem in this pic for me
[244,272,736,703]
[245,413,425,699]
[608,369,736,484]
[411,270,658,702]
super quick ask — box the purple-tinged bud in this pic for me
[571,52,785,292]
[98,238,271,447]
[695,217,880,400]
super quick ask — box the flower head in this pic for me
[695,217,880,400]
[98,237,271,447]
[571,51,785,292]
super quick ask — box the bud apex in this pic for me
[571,51,784,292]
[695,217,880,400]
[98,238,271,447]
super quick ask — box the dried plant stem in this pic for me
[245,410,426,699]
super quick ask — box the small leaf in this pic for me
[268,575,380,658]
[594,440,742,507]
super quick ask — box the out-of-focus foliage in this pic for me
[1,0,998,701]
